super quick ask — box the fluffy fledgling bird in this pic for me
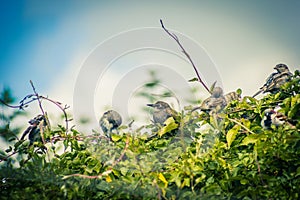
[200,87,227,114]
[147,101,178,125]
[253,64,293,97]
[99,110,122,137]
[261,108,295,129]
[20,114,46,145]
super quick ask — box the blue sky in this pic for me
[1,0,300,129]
[0,1,88,96]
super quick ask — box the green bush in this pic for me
[0,71,299,199]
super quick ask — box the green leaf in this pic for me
[111,134,122,142]
[188,77,198,82]
[158,117,178,137]
[195,174,206,185]
[226,125,240,148]
[241,135,258,145]
[5,146,12,153]
[144,80,160,88]
[182,178,190,188]
[240,179,248,185]
[241,118,251,128]
[8,137,16,142]
[236,88,242,95]
[296,167,300,177]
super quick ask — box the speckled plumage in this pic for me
[21,114,46,145]
[253,64,292,97]
[99,110,122,137]
[200,87,227,114]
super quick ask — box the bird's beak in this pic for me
[147,104,154,107]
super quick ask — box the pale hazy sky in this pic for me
[1,0,300,130]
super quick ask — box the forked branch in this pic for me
[0,81,71,133]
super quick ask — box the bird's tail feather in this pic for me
[252,89,262,98]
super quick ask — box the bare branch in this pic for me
[0,82,70,133]
[30,80,46,116]
[39,96,70,131]
[0,99,24,109]
[160,19,211,94]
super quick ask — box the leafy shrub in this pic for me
[0,71,299,199]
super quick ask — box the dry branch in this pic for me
[160,19,211,94]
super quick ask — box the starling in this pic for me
[20,114,46,145]
[99,110,122,137]
[147,101,178,125]
[253,64,292,97]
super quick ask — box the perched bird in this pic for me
[261,108,295,129]
[253,64,293,97]
[224,91,241,104]
[99,110,122,137]
[20,114,46,145]
[147,101,178,125]
[200,87,227,114]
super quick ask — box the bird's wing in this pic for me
[224,92,240,103]
[200,98,211,110]
[254,71,292,97]
[265,72,292,92]
[20,126,33,140]
[264,72,279,87]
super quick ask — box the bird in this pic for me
[261,108,296,129]
[253,64,293,97]
[99,110,122,137]
[224,91,241,104]
[20,114,46,145]
[147,101,178,125]
[200,86,227,114]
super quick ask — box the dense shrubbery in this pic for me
[0,70,299,199]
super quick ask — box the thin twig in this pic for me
[0,150,20,162]
[39,96,70,131]
[0,99,23,109]
[254,150,266,186]
[160,19,211,94]
[0,85,70,133]
[227,117,256,135]
[30,80,46,116]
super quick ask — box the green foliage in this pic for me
[0,87,25,142]
[1,71,300,199]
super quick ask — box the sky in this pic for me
[1,0,300,132]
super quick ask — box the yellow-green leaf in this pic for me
[158,117,178,137]
[111,134,121,142]
[241,134,259,146]
[106,175,112,183]
[226,125,240,148]
[158,173,168,188]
